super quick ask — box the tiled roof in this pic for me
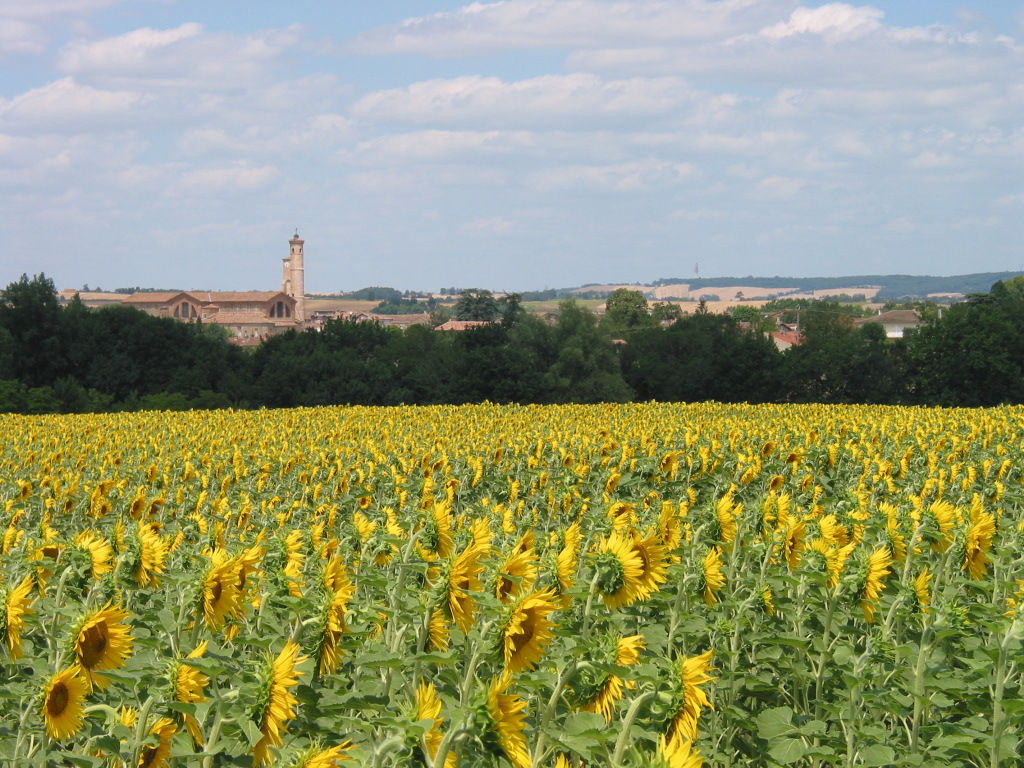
[122,292,186,304]
[435,319,494,331]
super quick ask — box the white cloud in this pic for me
[532,159,695,192]
[0,0,137,20]
[56,23,302,89]
[174,161,279,193]
[347,0,793,57]
[752,175,805,199]
[0,18,47,54]
[759,3,883,42]
[353,73,695,129]
[0,77,149,130]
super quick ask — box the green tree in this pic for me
[0,273,66,387]
[603,289,651,331]
[454,289,501,321]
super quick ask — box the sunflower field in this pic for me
[1,402,1023,768]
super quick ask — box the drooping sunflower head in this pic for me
[2,574,34,660]
[499,588,559,674]
[698,547,725,607]
[494,548,538,604]
[201,551,242,631]
[592,532,644,610]
[72,529,114,579]
[656,728,704,768]
[41,666,89,741]
[633,532,669,598]
[854,546,892,623]
[137,717,177,768]
[281,742,353,768]
[71,602,134,689]
[482,674,531,768]
[252,640,308,766]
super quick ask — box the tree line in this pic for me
[2,274,1023,414]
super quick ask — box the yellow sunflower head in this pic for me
[483,674,531,768]
[252,640,308,766]
[2,574,34,660]
[137,717,177,768]
[592,532,644,610]
[500,588,559,674]
[71,602,134,690]
[42,666,89,741]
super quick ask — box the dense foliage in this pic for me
[1,401,1022,767]
[5,275,1024,414]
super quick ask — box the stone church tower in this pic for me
[282,231,306,322]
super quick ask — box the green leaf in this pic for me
[860,744,896,766]
[756,706,796,739]
[768,737,806,765]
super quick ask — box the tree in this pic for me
[0,273,66,387]
[454,289,501,321]
[603,289,651,330]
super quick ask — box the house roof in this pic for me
[122,290,289,305]
[122,292,187,304]
[434,319,494,331]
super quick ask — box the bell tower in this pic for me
[283,230,305,322]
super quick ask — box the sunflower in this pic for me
[780,518,806,571]
[485,674,530,768]
[288,742,353,767]
[495,548,538,603]
[252,640,308,766]
[714,490,738,545]
[315,584,352,677]
[858,547,892,623]
[913,567,932,614]
[634,531,669,600]
[137,717,177,768]
[2,574,34,660]
[579,634,645,721]
[202,550,242,631]
[923,500,956,553]
[175,641,210,745]
[593,532,645,610]
[429,607,451,652]
[500,588,559,674]
[669,650,715,741]
[700,547,725,607]
[283,529,305,598]
[73,529,113,578]
[72,602,134,690]
[805,539,842,589]
[962,504,995,580]
[416,681,455,768]
[657,728,704,768]
[42,666,89,740]
[437,541,486,634]
[135,521,168,588]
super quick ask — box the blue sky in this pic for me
[1,1,1021,293]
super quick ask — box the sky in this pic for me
[0,1,1022,294]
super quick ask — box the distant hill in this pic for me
[564,272,1023,300]
[650,273,1023,299]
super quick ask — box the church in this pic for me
[122,232,307,342]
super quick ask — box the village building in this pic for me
[854,309,923,339]
[120,232,307,342]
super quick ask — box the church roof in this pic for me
[122,292,186,304]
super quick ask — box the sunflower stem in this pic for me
[129,695,156,768]
[580,571,601,641]
[611,690,655,764]
[531,659,581,766]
